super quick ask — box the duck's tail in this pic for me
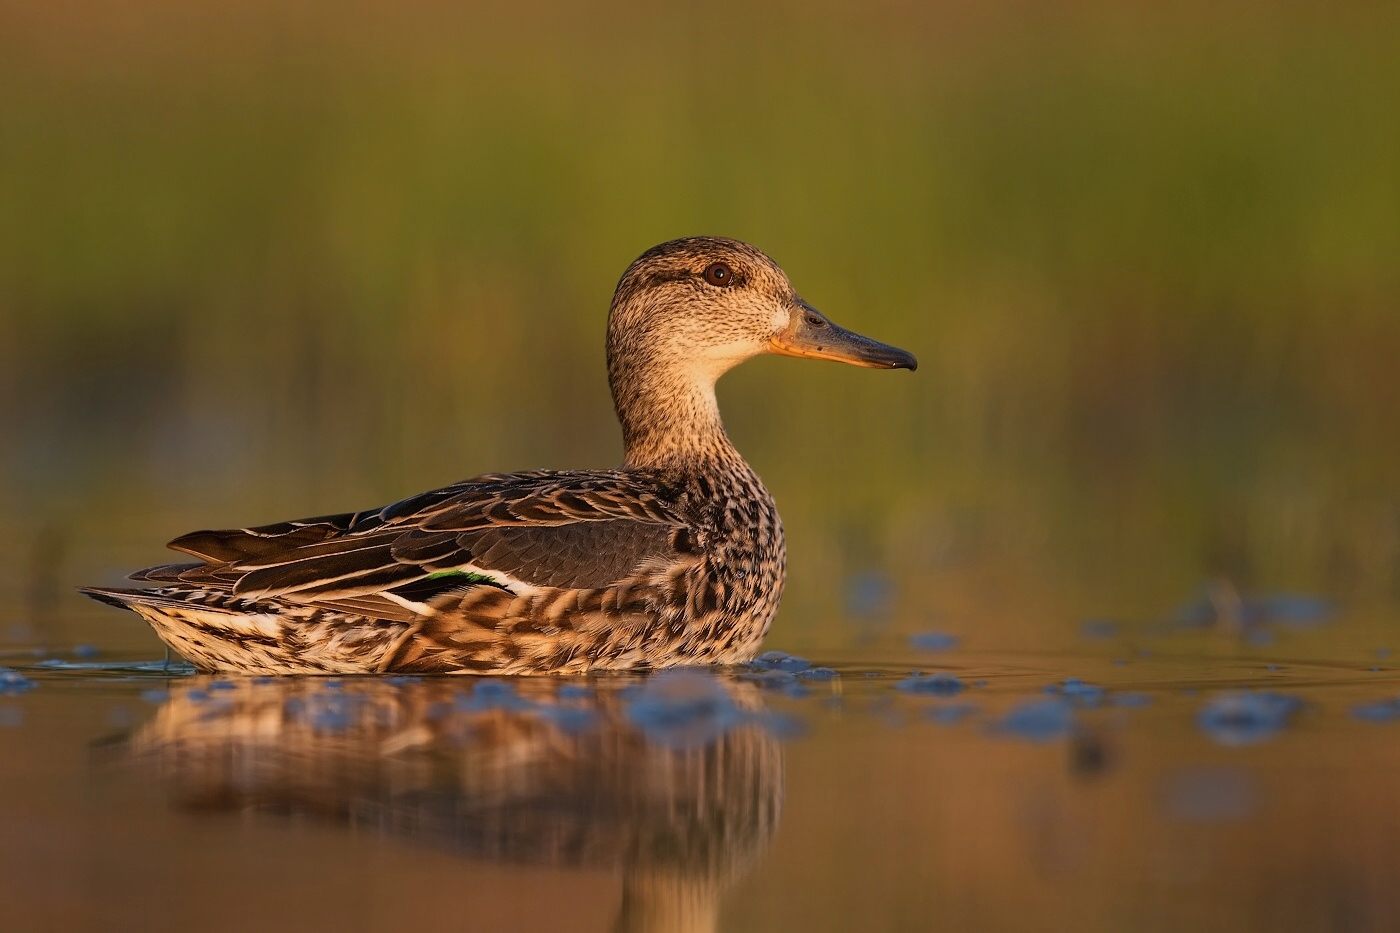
[78,586,234,614]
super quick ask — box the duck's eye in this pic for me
[703,262,734,287]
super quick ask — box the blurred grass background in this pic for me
[1,0,1397,654]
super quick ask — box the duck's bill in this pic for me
[768,302,917,371]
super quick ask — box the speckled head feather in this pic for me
[609,237,797,363]
[607,237,915,468]
[607,238,799,467]
[80,237,915,675]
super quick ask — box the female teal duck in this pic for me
[82,237,915,674]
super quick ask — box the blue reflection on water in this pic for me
[288,691,366,733]
[1111,692,1154,708]
[1171,589,1335,635]
[1197,692,1302,746]
[798,667,840,681]
[0,669,37,695]
[926,703,977,725]
[1044,679,1105,707]
[748,651,811,673]
[995,699,1075,741]
[908,631,959,651]
[895,673,965,696]
[626,670,759,748]
[454,679,533,713]
[1351,698,1400,723]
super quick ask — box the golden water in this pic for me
[2,648,1398,931]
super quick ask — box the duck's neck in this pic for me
[609,349,743,473]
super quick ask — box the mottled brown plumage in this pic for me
[81,237,915,674]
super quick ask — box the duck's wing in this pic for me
[146,470,691,611]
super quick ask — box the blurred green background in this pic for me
[2,0,1397,656]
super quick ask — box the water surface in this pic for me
[3,644,1398,932]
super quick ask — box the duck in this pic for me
[81,237,916,674]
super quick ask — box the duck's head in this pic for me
[607,237,916,463]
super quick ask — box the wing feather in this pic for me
[143,470,690,612]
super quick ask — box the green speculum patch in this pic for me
[423,569,499,585]
[390,569,512,603]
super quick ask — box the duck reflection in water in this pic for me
[125,669,786,933]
